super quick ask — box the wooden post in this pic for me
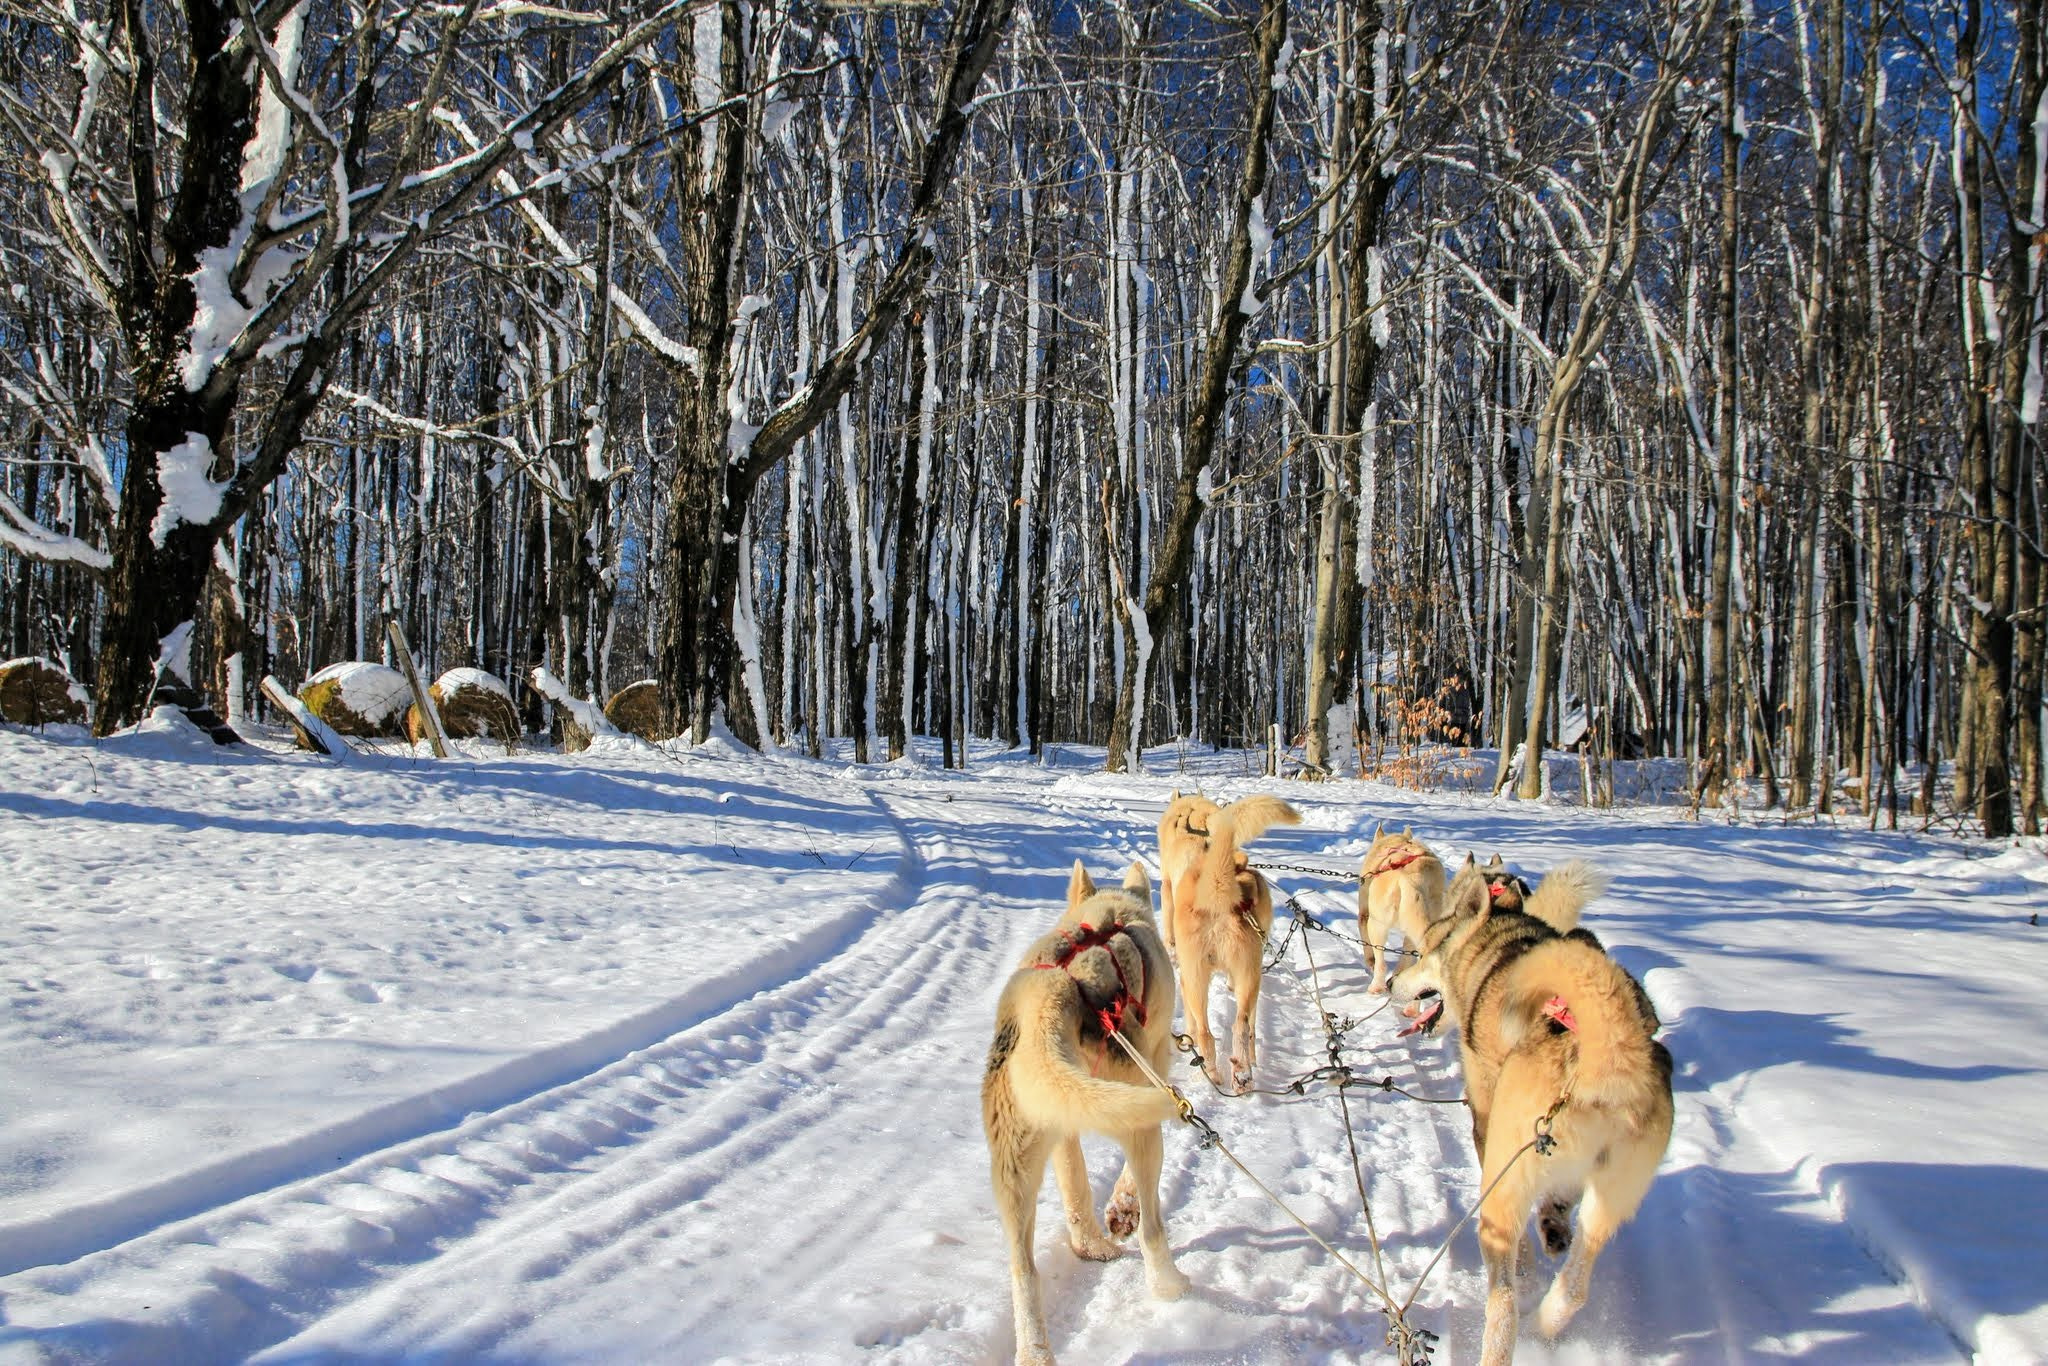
[260,675,352,762]
[386,619,450,758]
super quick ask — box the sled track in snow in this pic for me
[0,785,942,1362]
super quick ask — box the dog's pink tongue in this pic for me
[1397,999,1443,1038]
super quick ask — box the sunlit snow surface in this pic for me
[1,719,2041,1363]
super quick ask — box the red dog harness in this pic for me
[1366,850,1423,878]
[1032,921,1149,1039]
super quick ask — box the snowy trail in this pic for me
[1,731,2036,1362]
[1,777,925,1362]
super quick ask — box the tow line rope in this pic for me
[1103,1025,1438,1363]
[1173,898,1447,1099]
[1114,943,1572,1365]
[1291,888,1415,1356]
[1142,882,1467,1363]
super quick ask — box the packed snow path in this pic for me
[0,723,2041,1362]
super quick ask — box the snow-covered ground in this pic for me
[1,717,2043,1364]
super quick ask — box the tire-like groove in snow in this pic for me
[0,784,925,1361]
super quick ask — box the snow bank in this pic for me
[0,733,2038,1361]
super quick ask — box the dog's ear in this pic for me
[1372,820,1383,841]
[1123,861,1150,897]
[1068,860,1095,910]
[1462,851,1477,868]
[1483,852,1506,873]
[1446,861,1490,920]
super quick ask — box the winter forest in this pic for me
[2,0,2044,837]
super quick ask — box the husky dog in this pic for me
[1163,795,1301,1093]
[982,861,1189,1366]
[1357,825,1448,993]
[1156,792,1221,953]
[1391,860,1670,1366]
[1479,852,1535,915]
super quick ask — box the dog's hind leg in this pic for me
[1226,955,1260,1093]
[1363,904,1393,994]
[1107,1032,1181,1239]
[992,1128,1057,1365]
[1117,1123,1190,1301]
[1538,1136,1658,1339]
[1052,1134,1118,1259]
[1474,1141,1542,1366]
[1178,949,1222,1089]
[1537,1185,1619,1340]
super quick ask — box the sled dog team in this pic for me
[982,795,1673,1366]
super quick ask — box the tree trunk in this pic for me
[1304,9,1393,777]
[91,0,262,732]
[1700,0,1743,807]
[658,0,1016,745]
[1106,0,1287,772]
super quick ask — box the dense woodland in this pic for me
[0,0,2043,834]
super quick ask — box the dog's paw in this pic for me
[1536,1280,1581,1339]
[1069,1230,1120,1261]
[1366,979,1390,996]
[1104,1190,1139,1240]
[1147,1264,1192,1301]
[1229,1059,1252,1093]
[1539,1202,1574,1257]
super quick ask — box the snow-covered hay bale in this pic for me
[300,662,411,737]
[604,679,674,742]
[407,668,520,746]
[0,657,89,727]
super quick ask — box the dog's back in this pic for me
[1496,935,1669,1116]
[1157,793,1218,875]
[986,891,1178,1138]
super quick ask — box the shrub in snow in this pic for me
[299,662,411,737]
[0,657,89,727]
[603,679,674,743]
[406,668,520,748]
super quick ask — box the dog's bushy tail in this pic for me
[1013,981,1181,1134]
[1225,795,1302,846]
[1195,806,1246,905]
[1499,937,1660,1111]
[1522,859,1607,933]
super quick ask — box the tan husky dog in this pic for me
[982,861,1189,1366]
[1357,824,1447,993]
[1164,795,1301,1093]
[1391,861,1670,1366]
